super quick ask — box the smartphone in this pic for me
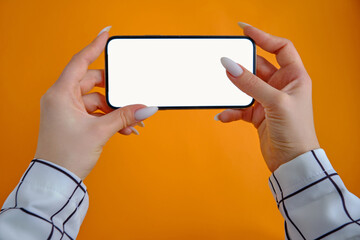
[105,36,255,109]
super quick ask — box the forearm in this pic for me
[0,159,89,239]
[269,149,360,239]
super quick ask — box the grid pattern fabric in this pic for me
[1,149,359,239]
[269,149,360,239]
[0,159,89,240]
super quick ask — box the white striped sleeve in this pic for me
[0,159,89,240]
[269,149,360,240]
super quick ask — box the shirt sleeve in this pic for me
[0,159,89,240]
[269,149,360,240]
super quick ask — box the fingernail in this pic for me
[135,106,158,121]
[220,57,243,77]
[137,121,145,127]
[238,22,250,29]
[130,127,139,135]
[97,26,112,36]
[214,113,221,121]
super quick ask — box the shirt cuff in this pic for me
[268,148,335,205]
[1,159,89,239]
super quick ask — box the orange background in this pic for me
[1,0,359,239]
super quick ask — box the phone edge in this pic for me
[105,35,256,110]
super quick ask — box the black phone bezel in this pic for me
[105,35,256,110]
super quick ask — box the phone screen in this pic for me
[106,36,255,109]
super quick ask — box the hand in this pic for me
[217,23,320,172]
[34,27,158,179]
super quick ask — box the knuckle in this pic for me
[40,88,65,107]
[285,39,294,47]
[40,89,55,105]
[297,75,312,86]
[275,38,295,54]
[39,94,46,106]
[288,65,312,86]
[117,109,133,128]
[82,46,96,64]
[71,51,88,65]
[279,37,293,47]
[71,52,80,62]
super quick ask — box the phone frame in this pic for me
[105,35,256,110]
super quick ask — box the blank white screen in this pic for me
[106,37,254,108]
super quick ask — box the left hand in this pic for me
[34,28,158,179]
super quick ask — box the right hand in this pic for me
[217,23,320,172]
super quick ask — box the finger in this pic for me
[221,57,284,107]
[91,112,105,117]
[91,113,144,136]
[256,55,277,82]
[119,127,133,135]
[216,108,254,123]
[82,92,113,114]
[59,30,109,85]
[100,106,158,136]
[119,123,143,135]
[80,69,105,95]
[129,127,139,135]
[243,25,302,68]
[251,102,266,128]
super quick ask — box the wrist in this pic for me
[34,152,95,180]
[269,141,320,172]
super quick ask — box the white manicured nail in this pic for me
[220,57,243,77]
[214,113,221,121]
[97,26,112,36]
[238,22,250,29]
[130,127,139,135]
[135,106,158,121]
[137,121,145,127]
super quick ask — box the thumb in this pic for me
[100,105,158,136]
[220,57,282,107]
